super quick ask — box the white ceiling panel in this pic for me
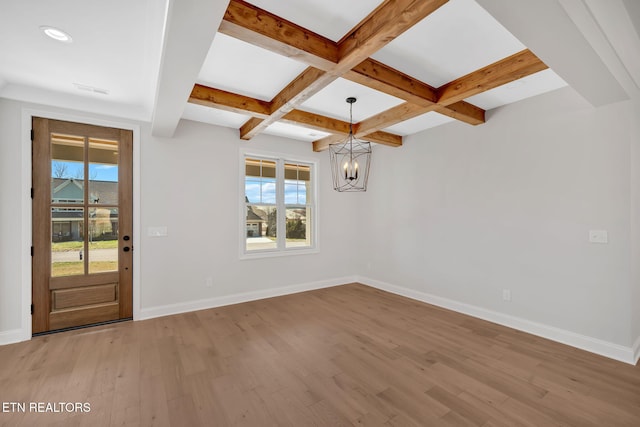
[198,33,307,101]
[246,0,384,42]
[182,103,251,129]
[466,69,567,110]
[384,112,455,136]
[264,121,330,142]
[0,0,166,115]
[371,0,526,87]
[299,78,404,122]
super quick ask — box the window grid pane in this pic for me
[244,156,314,254]
[245,205,277,251]
[285,207,311,248]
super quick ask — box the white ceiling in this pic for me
[0,0,167,120]
[371,0,527,87]
[0,0,638,142]
[246,0,384,42]
[197,33,308,101]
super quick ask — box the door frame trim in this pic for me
[20,107,141,341]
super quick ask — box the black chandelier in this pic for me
[329,97,372,192]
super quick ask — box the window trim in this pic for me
[239,148,319,260]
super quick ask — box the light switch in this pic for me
[589,230,608,244]
[148,226,168,237]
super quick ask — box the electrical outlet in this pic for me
[148,226,168,237]
[205,277,214,288]
[502,289,511,302]
[589,230,608,244]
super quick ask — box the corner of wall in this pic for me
[0,329,28,346]
[633,335,640,365]
[355,276,638,366]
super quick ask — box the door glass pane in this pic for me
[246,205,277,251]
[51,133,84,204]
[286,207,311,248]
[88,137,119,205]
[88,207,118,273]
[51,207,84,277]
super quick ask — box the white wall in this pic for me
[630,92,640,354]
[0,99,24,333]
[357,86,638,350]
[1,90,638,362]
[138,119,358,313]
[0,98,357,337]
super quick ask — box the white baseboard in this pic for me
[356,276,637,365]
[138,276,356,321]
[632,335,640,365]
[0,328,27,346]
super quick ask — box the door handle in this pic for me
[123,246,131,252]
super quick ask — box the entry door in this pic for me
[32,118,133,334]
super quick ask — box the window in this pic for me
[242,153,316,257]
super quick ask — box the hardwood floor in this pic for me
[1,283,639,426]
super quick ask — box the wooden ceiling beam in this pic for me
[344,58,437,106]
[355,103,432,137]
[188,83,401,146]
[432,101,485,125]
[281,110,401,147]
[268,67,330,117]
[311,100,483,151]
[362,131,403,148]
[236,0,449,141]
[281,110,350,135]
[212,1,542,148]
[312,135,343,152]
[338,0,448,65]
[239,66,333,140]
[343,60,485,126]
[189,84,271,118]
[220,0,338,70]
[312,130,403,152]
[437,49,548,105]
[348,49,547,137]
[219,0,485,132]
[220,0,444,111]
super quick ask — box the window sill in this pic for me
[240,247,319,260]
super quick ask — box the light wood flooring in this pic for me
[1,283,639,426]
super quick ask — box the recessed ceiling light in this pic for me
[40,26,73,43]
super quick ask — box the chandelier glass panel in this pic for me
[329,97,372,192]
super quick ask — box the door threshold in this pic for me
[32,317,133,337]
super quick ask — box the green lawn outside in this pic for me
[51,240,118,252]
[52,261,118,276]
[264,236,306,242]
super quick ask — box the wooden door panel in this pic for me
[52,283,117,310]
[49,272,119,289]
[32,117,133,334]
[117,129,133,319]
[32,118,51,333]
[49,303,120,331]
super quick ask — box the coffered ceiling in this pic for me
[0,0,637,148]
[183,0,567,150]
